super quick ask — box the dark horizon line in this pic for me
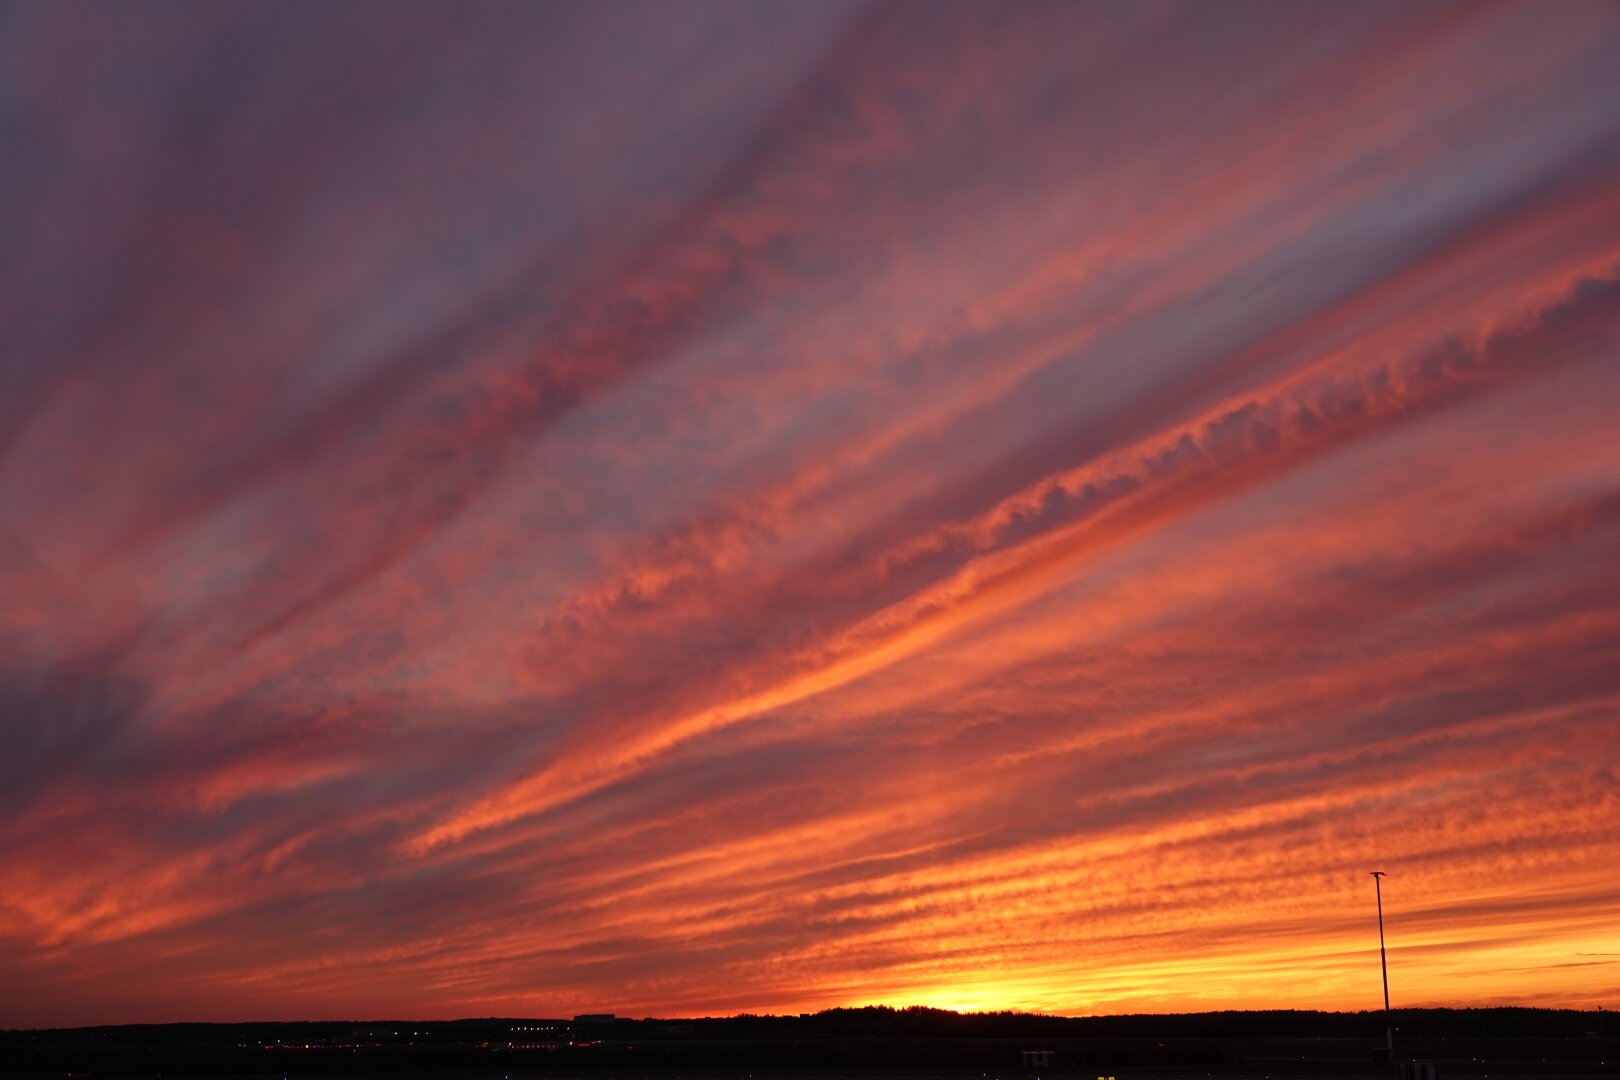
[9,1002,1612,1035]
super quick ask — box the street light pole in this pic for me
[1371,871,1394,1066]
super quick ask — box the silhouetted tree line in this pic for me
[3,1006,1615,1077]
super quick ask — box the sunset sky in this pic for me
[4,0,1620,1028]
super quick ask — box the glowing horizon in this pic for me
[3,0,1620,1027]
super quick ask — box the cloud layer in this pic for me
[4,0,1620,1025]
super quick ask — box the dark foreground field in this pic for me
[4,1008,1616,1080]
